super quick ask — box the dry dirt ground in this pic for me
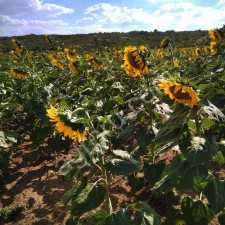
[0,114,224,225]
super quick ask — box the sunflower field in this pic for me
[0,28,225,225]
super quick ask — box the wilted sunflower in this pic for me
[121,46,148,77]
[158,80,200,108]
[46,105,87,142]
[208,29,223,44]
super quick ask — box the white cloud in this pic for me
[28,0,74,17]
[0,0,74,17]
[0,15,69,36]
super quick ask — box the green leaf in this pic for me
[213,151,225,163]
[71,181,106,216]
[203,178,225,213]
[180,131,218,166]
[217,208,225,225]
[105,209,132,225]
[30,126,52,144]
[169,155,208,190]
[0,131,8,148]
[105,157,140,175]
[133,202,161,225]
[202,101,225,122]
[58,154,85,177]
[163,207,184,225]
[200,118,215,128]
[153,105,190,146]
[5,130,18,143]
[143,161,166,186]
[95,210,109,225]
[181,197,213,225]
[114,95,124,105]
[60,178,88,205]
[152,175,173,195]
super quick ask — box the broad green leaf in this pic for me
[153,105,190,146]
[5,130,18,143]
[60,178,88,205]
[169,155,208,190]
[163,207,184,225]
[152,175,173,195]
[71,181,106,215]
[200,118,215,128]
[181,197,213,225]
[213,151,225,163]
[30,126,52,144]
[143,161,166,186]
[105,157,140,175]
[133,202,161,225]
[105,209,132,225]
[58,154,85,177]
[203,178,225,213]
[95,210,109,225]
[217,208,225,225]
[202,101,225,122]
[180,131,218,166]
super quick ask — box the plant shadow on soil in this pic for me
[0,113,224,225]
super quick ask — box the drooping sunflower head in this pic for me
[160,37,170,48]
[45,34,52,44]
[121,46,148,77]
[208,29,223,44]
[158,80,200,108]
[64,48,77,62]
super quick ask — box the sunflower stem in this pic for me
[195,114,201,136]
[99,156,113,214]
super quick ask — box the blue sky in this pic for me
[0,0,225,36]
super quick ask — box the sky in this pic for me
[0,0,225,36]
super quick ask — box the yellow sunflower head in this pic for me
[195,47,201,57]
[208,29,223,44]
[210,41,218,55]
[121,46,148,77]
[158,80,200,108]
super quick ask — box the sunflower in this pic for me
[158,80,200,108]
[64,48,77,62]
[210,41,218,55]
[49,55,64,70]
[208,29,223,44]
[8,69,30,80]
[195,47,201,56]
[121,46,148,77]
[173,60,180,68]
[46,105,60,122]
[69,62,79,74]
[45,34,52,44]
[160,37,170,48]
[11,39,22,53]
[46,105,87,143]
[86,54,103,70]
